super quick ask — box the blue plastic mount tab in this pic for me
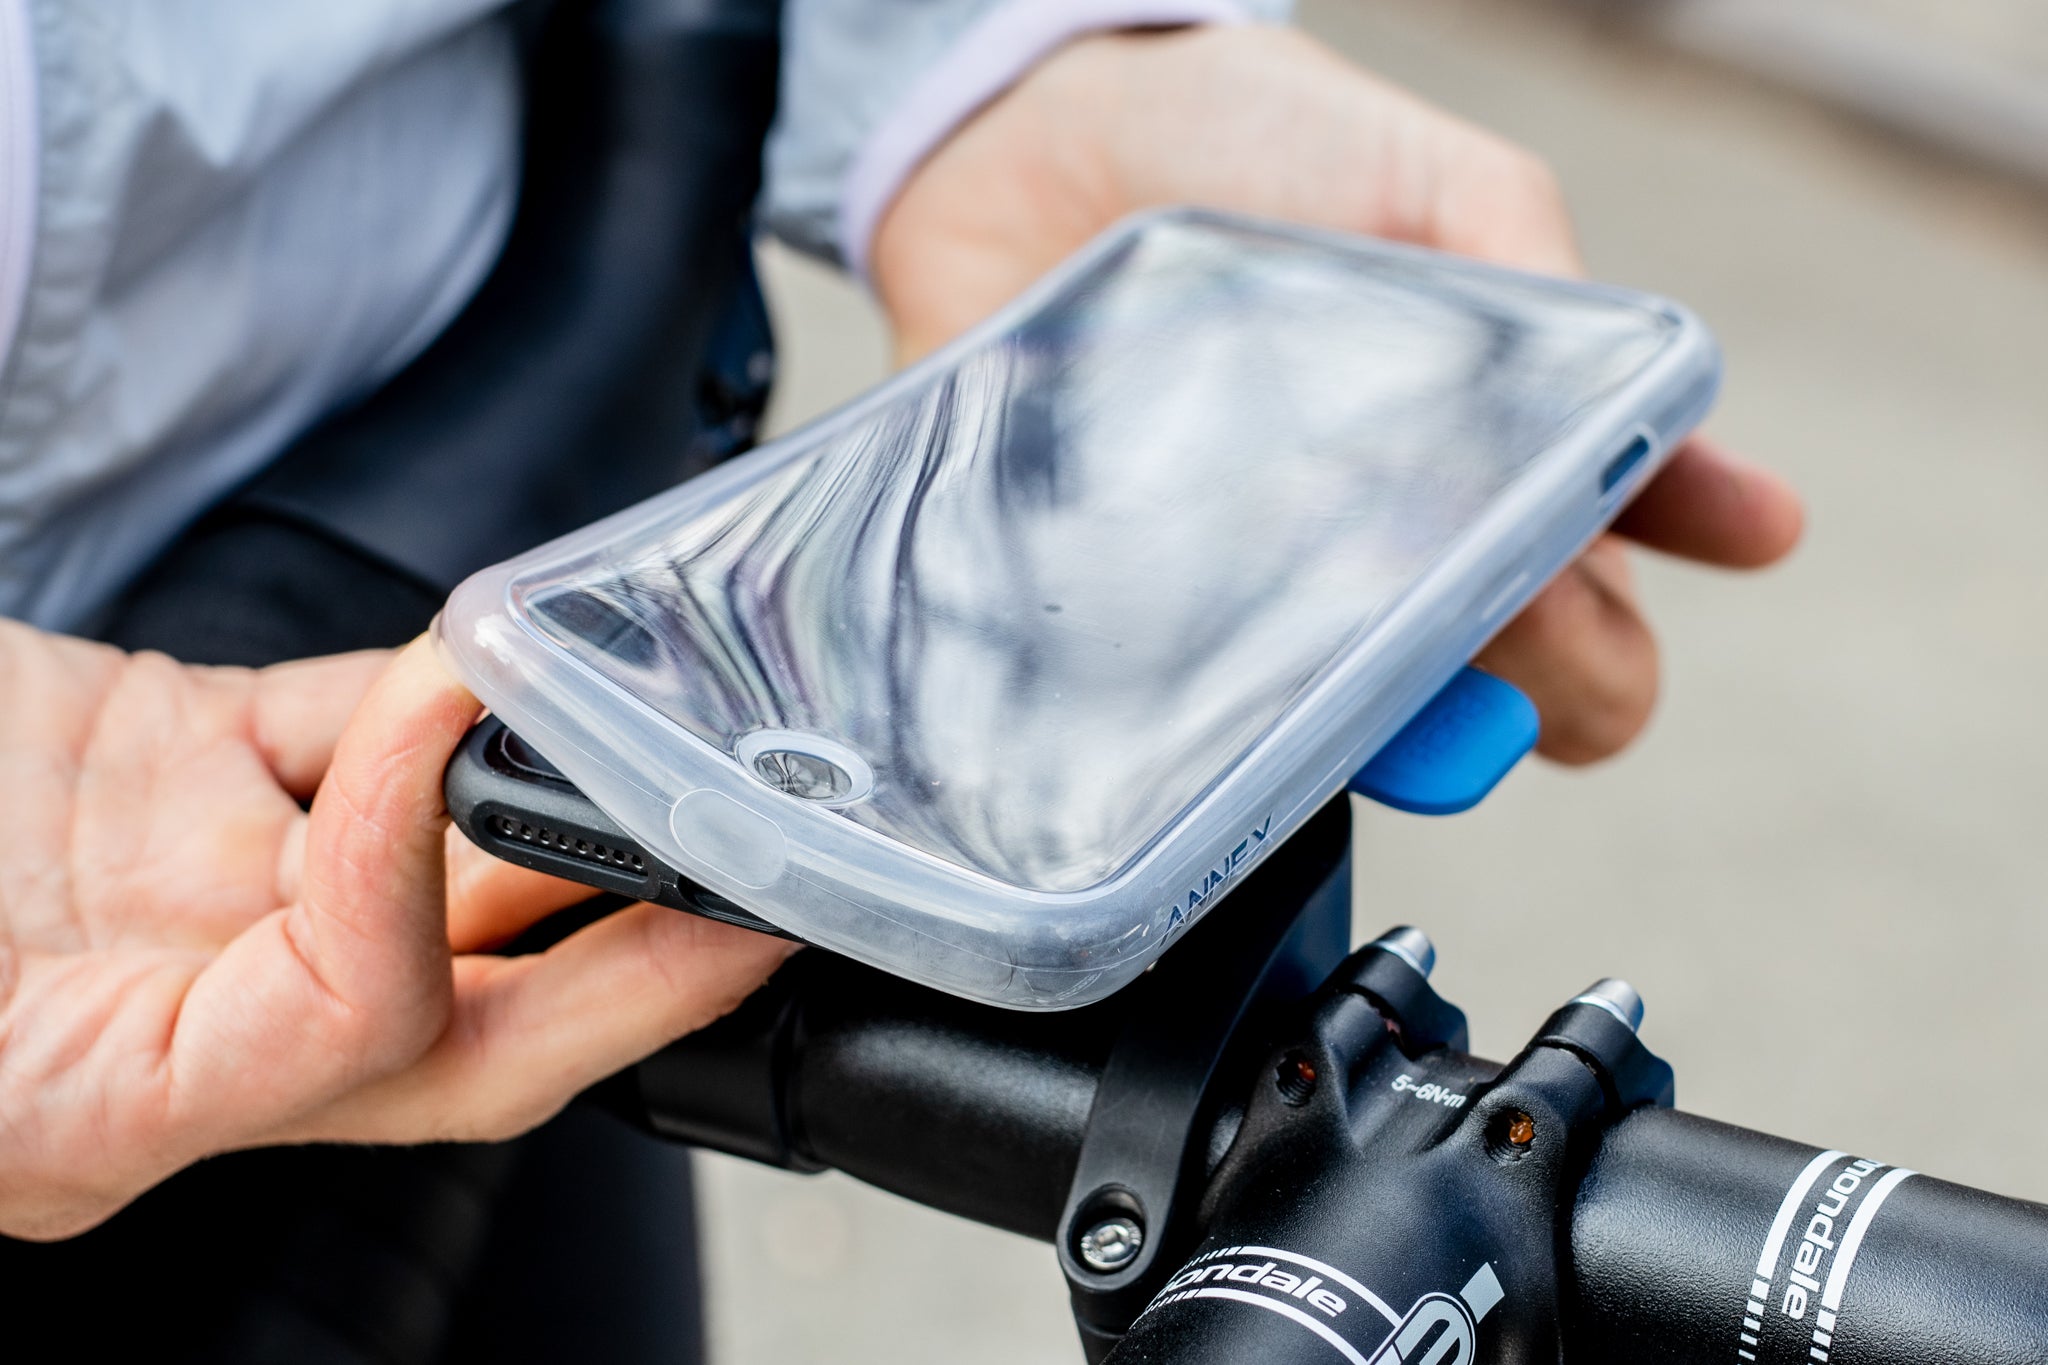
[1348,666,1539,816]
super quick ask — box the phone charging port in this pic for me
[1600,433,1653,496]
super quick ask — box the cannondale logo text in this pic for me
[1732,1150,1917,1363]
[1141,1245,1505,1364]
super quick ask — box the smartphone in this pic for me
[445,716,793,939]
[438,208,1719,1009]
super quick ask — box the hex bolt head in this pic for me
[1078,1216,1145,1272]
[1569,978,1646,1033]
[1370,925,1438,979]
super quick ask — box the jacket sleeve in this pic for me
[762,0,1295,275]
[0,0,522,628]
[0,0,38,383]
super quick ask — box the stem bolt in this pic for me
[1370,925,1438,979]
[1078,1216,1145,1272]
[1569,978,1646,1034]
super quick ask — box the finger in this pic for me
[248,649,399,799]
[1613,435,1805,569]
[1414,118,1585,278]
[290,907,799,1146]
[445,831,601,953]
[1473,538,1658,765]
[179,641,478,1111]
[290,638,476,1015]
[1132,30,1589,278]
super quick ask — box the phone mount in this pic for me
[1348,665,1540,816]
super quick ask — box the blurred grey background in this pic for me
[695,0,2048,1359]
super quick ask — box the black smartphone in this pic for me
[446,718,796,939]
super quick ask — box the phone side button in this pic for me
[669,791,788,889]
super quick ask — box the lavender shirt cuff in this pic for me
[0,0,38,383]
[838,0,1257,280]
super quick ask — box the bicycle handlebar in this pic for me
[1573,1107,2048,1364]
[615,948,1102,1237]
[586,803,2048,1364]
[603,949,2048,1364]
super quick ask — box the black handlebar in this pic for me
[1573,1108,2048,1364]
[584,799,2048,1364]
[629,946,1107,1239]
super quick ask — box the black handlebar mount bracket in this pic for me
[1102,954,1675,1365]
[1052,798,1356,1357]
[1054,808,1678,1364]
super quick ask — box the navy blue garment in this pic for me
[0,1,783,1357]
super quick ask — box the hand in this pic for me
[0,626,795,1239]
[871,24,1803,762]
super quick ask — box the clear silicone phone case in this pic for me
[438,209,1719,1009]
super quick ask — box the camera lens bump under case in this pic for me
[735,730,875,806]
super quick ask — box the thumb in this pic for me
[292,638,479,1046]
[177,640,480,1122]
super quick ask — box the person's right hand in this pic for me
[0,625,795,1241]
[873,24,1804,764]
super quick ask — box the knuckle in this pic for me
[1543,691,1652,766]
[1542,650,1659,766]
[1485,572,1659,766]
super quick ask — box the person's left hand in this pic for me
[870,24,1803,764]
[0,627,793,1240]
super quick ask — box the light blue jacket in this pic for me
[0,0,1283,628]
